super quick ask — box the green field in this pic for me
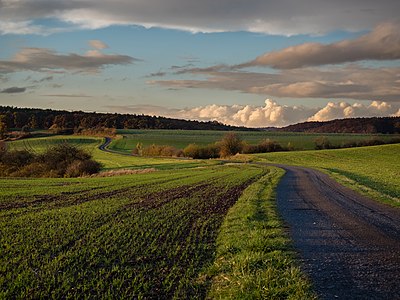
[0,162,313,298]
[2,133,398,298]
[254,144,400,207]
[7,136,218,171]
[111,129,398,153]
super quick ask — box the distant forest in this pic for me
[1,106,399,134]
[0,106,252,132]
[279,117,400,134]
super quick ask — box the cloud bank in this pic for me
[0,47,135,74]
[1,86,27,94]
[152,65,400,102]
[1,0,399,35]
[241,22,400,69]
[107,99,400,127]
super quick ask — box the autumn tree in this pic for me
[0,115,8,139]
[219,132,243,157]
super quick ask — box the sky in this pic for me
[0,0,400,127]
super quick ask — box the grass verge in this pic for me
[205,166,316,299]
[252,144,400,207]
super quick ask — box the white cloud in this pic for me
[308,101,398,121]
[1,0,399,35]
[107,99,399,127]
[176,99,317,127]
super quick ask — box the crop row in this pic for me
[0,165,265,298]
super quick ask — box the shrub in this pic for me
[219,133,243,158]
[242,139,283,154]
[1,149,35,168]
[65,159,101,178]
[0,143,101,178]
[314,137,332,150]
[183,143,220,159]
[12,162,48,177]
[142,144,182,157]
[38,143,91,175]
[183,143,199,158]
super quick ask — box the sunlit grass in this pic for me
[254,144,400,206]
[206,167,316,299]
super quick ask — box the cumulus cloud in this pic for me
[177,99,318,127]
[240,22,400,69]
[151,65,400,102]
[1,0,399,35]
[107,100,400,127]
[308,101,397,121]
[1,86,27,93]
[0,47,135,74]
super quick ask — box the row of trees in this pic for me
[314,136,400,150]
[0,106,251,134]
[281,117,400,134]
[0,143,101,177]
[132,133,289,159]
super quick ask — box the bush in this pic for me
[183,143,220,159]
[219,133,243,158]
[0,143,101,178]
[1,149,35,168]
[314,137,332,150]
[12,162,48,177]
[242,139,284,154]
[142,144,182,157]
[65,159,101,177]
[38,143,91,176]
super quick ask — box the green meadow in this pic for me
[2,133,398,298]
[110,129,397,153]
[7,135,218,170]
[254,144,400,207]
[0,159,313,298]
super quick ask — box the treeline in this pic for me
[0,143,101,177]
[132,133,289,159]
[314,136,400,150]
[0,106,253,133]
[279,117,400,134]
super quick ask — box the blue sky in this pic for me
[0,0,399,127]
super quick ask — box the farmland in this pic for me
[110,129,399,153]
[0,161,314,298]
[7,135,218,170]
[254,144,400,207]
[2,133,398,298]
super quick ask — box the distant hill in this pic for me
[0,106,254,132]
[279,117,400,134]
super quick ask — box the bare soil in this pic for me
[274,164,400,300]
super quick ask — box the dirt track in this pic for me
[274,164,400,300]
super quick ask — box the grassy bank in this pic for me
[254,144,400,207]
[205,167,315,299]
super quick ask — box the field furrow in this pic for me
[0,165,266,299]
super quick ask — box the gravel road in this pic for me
[275,165,400,300]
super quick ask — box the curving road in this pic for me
[98,137,132,156]
[274,164,400,300]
